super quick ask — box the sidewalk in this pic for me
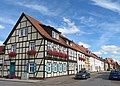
[0,78,40,83]
[0,72,101,85]
[35,75,75,86]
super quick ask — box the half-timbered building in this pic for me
[2,13,78,79]
[1,13,116,79]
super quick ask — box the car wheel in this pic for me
[85,76,87,79]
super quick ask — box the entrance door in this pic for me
[10,62,15,75]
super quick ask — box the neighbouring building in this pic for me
[0,46,4,77]
[105,58,119,70]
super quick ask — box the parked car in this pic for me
[75,70,90,79]
[109,70,120,80]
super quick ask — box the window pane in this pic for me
[29,42,35,50]
[12,43,16,52]
[25,28,28,36]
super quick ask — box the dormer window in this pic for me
[56,33,59,40]
[52,31,59,40]
[70,43,72,46]
[19,27,28,37]
[66,40,69,45]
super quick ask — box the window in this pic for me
[29,63,36,73]
[52,31,56,38]
[62,63,67,72]
[25,62,36,73]
[19,27,28,37]
[53,44,57,50]
[56,33,59,40]
[12,43,17,52]
[45,62,52,73]
[70,43,72,46]
[52,31,59,39]
[66,40,69,45]
[25,28,28,36]
[52,62,57,72]
[58,63,63,72]
[29,42,35,50]
[47,42,52,50]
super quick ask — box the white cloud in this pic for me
[97,21,120,46]
[0,25,5,29]
[79,42,91,48]
[0,17,15,25]
[79,16,97,27]
[91,0,120,14]
[93,51,103,56]
[16,1,56,16]
[94,45,120,56]
[58,17,80,34]
[0,40,3,45]
[101,45,120,54]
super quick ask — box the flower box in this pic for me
[65,54,69,59]
[47,49,53,55]
[47,50,69,59]
[82,58,86,61]
[8,51,17,57]
[79,57,85,61]
[52,50,59,57]
[27,50,36,56]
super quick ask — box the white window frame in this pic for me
[19,27,28,37]
[12,43,17,52]
[52,31,56,38]
[52,31,59,39]
[29,42,35,50]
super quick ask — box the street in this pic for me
[0,72,120,86]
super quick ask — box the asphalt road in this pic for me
[0,72,120,86]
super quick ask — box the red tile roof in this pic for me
[25,13,98,57]
[106,58,115,65]
[25,13,68,47]
[4,13,103,61]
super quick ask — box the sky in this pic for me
[0,0,120,62]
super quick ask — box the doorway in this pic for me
[10,62,15,75]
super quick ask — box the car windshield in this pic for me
[110,71,120,75]
[79,71,86,73]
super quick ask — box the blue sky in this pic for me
[0,0,120,62]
